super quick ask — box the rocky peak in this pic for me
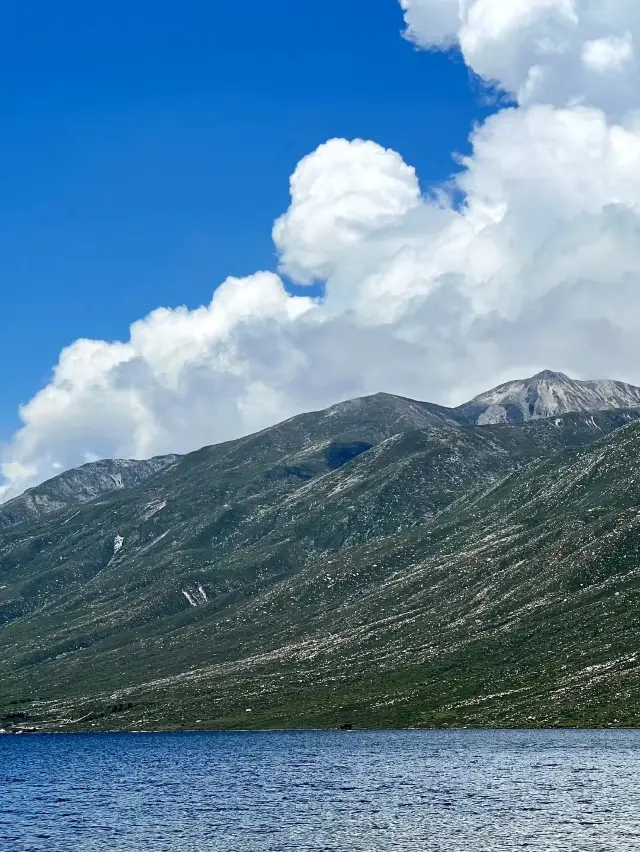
[457,370,640,425]
[531,370,570,381]
[0,455,179,531]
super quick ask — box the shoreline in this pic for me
[3,725,640,736]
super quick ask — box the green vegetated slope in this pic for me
[1,393,640,731]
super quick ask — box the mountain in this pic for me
[1,377,640,732]
[0,455,179,532]
[458,369,640,424]
[0,371,634,531]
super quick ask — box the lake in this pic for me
[1,730,639,850]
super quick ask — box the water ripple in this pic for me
[1,729,639,851]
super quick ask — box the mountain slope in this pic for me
[458,369,640,424]
[0,392,459,535]
[1,370,634,531]
[0,455,179,532]
[1,390,640,732]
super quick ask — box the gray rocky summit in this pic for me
[0,455,178,531]
[457,369,640,425]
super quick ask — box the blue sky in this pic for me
[0,0,495,439]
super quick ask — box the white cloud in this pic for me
[273,138,421,284]
[1,274,315,498]
[400,0,640,116]
[582,33,634,73]
[4,4,640,499]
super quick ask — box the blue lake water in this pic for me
[1,729,640,851]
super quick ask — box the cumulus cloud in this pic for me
[273,138,422,284]
[400,0,640,116]
[3,2,640,499]
[2,273,315,499]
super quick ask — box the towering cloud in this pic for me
[400,0,640,116]
[3,1,640,499]
[273,138,422,284]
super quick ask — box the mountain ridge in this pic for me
[457,369,640,425]
[0,455,179,532]
[3,369,639,526]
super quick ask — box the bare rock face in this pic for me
[457,369,640,424]
[0,456,179,531]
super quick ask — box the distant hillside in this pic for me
[0,456,179,532]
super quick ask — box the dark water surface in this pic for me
[1,730,639,851]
